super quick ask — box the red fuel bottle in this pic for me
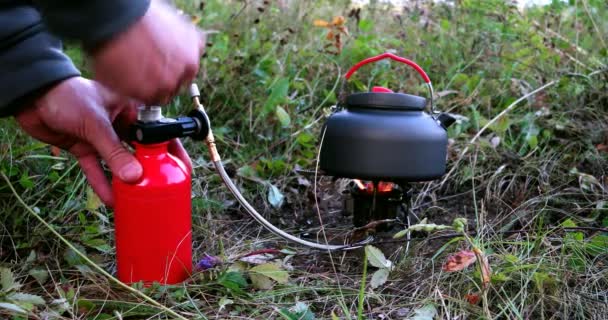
[112,141,192,284]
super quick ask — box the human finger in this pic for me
[85,119,142,183]
[78,153,114,206]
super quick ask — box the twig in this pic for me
[1,172,189,320]
[439,80,558,188]
[589,68,608,78]
[351,219,397,233]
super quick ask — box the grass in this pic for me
[1,0,607,319]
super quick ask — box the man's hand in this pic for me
[91,0,205,105]
[15,77,192,206]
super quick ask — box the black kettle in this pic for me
[319,53,455,182]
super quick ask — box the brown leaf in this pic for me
[331,15,345,26]
[465,293,480,305]
[50,146,61,156]
[596,144,608,153]
[334,34,342,52]
[313,19,330,27]
[442,250,476,272]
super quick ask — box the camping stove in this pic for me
[344,180,411,231]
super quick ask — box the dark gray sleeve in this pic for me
[0,5,80,117]
[0,1,151,117]
[33,0,151,48]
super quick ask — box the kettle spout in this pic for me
[436,113,456,129]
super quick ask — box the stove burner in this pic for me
[344,180,410,231]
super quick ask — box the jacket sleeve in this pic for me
[33,0,151,48]
[0,1,151,117]
[0,5,80,117]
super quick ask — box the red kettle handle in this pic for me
[344,52,431,83]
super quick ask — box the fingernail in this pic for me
[119,162,142,182]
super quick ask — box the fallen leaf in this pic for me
[280,302,315,320]
[408,304,437,320]
[250,272,274,290]
[8,293,45,305]
[465,293,481,305]
[51,298,70,314]
[239,253,276,265]
[218,297,233,311]
[267,184,285,208]
[28,268,48,284]
[86,187,103,211]
[0,302,26,314]
[249,263,289,290]
[370,268,389,289]
[1,268,19,291]
[50,146,61,156]
[365,245,392,269]
[249,263,288,284]
[442,250,477,272]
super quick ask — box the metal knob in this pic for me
[137,106,163,123]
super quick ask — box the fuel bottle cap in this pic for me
[137,106,163,123]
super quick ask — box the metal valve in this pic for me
[131,106,210,144]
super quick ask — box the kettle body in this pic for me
[319,53,454,182]
[320,92,448,181]
[112,141,192,285]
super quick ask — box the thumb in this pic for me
[87,120,142,182]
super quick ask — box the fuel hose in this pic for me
[189,84,372,251]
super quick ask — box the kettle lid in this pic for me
[345,91,427,111]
